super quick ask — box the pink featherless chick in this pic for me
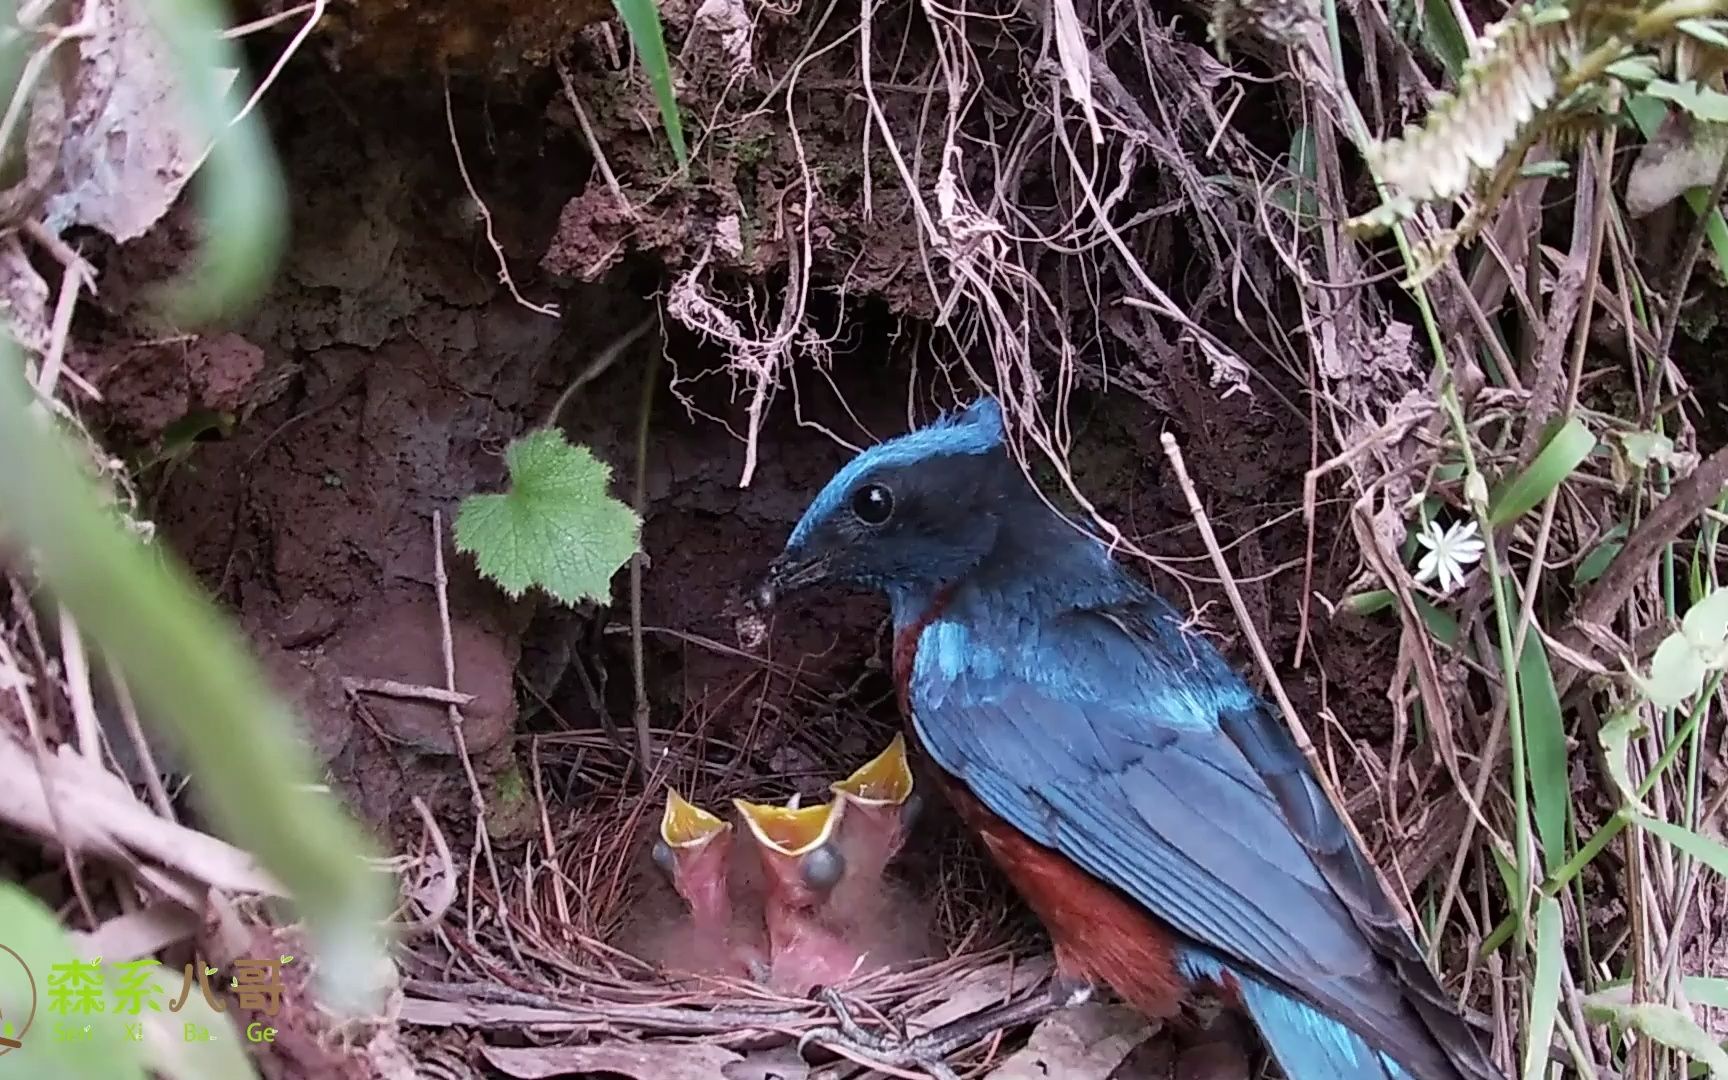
[648,788,768,979]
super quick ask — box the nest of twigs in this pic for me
[398,696,1055,1074]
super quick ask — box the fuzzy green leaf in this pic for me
[0,351,392,1015]
[1622,429,1678,469]
[1681,586,1728,644]
[142,0,287,323]
[456,429,641,605]
[1581,994,1728,1076]
[1647,79,1728,124]
[1638,632,1709,709]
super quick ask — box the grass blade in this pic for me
[143,0,287,323]
[1519,633,1570,874]
[612,0,688,169]
[1419,0,1471,76]
[1523,895,1564,1080]
[1490,417,1597,528]
[0,352,392,1012]
[1633,813,1728,877]
[0,885,148,1079]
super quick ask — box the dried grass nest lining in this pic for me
[407,725,1047,1054]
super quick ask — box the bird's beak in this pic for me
[750,548,833,612]
[733,548,833,648]
[831,734,914,809]
[733,796,843,857]
[661,788,730,849]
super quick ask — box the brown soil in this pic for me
[71,20,1405,872]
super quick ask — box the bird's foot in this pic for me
[798,988,964,1080]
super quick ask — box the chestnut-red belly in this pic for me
[940,773,1189,1018]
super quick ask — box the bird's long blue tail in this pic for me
[1181,950,1413,1080]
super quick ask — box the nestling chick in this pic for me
[630,788,767,980]
[829,733,921,885]
[733,796,864,994]
[824,734,934,961]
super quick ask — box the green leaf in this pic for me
[1600,710,1653,813]
[1489,417,1597,527]
[456,429,641,605]
[1640,86,1728,286]
[1608,56,1662,84]
[1523,896,1564,1080]
[1593,976,1728,1010]
[1628,93,1669,134]
[1681,586,1728,644]
[1519,633,1569,874]
[0,352,391,1015]
[1622,429,1678,469]
[1685,977,1728,1009]
[1335,590,1458,644]
[1575,525,1628,585]
[1638,632,1709,709]
[137,962,258,1080]
[1681,186,1728,288]
[1519,160,1572,179]
[1633,813,1728,879]
[611,0,688,169]
[1416,0,1471,76]
[142,0,287,323]
[1289,125,1318,182]
[1677,18,1728,50]
[1581,994,1728,1076]
[1646,79,1728,124]
[1270,126,1321,227]
[1416,596,1460,646]
[0,885,146,1080]
[1341,589,1395,616]
[1632,588,1728,710]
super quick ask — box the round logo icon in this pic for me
[0,943,36,1053]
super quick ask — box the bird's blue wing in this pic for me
[910,598,1487,1079]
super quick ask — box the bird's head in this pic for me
[743,397,1020,616]
[734,795,847,904]
[654,788,735,918]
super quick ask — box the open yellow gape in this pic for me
[831,733,913,808]
[733,796,843,856]
[660,787,730,849]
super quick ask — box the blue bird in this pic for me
[744,398,1503,1080]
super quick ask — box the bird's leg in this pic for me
[799,977,1091,1079]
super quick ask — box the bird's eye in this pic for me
[850,483,894,526]
[800,842,846,891]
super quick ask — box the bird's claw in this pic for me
[799,988,963,1080]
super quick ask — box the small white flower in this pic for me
[1413,518,1485,594]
